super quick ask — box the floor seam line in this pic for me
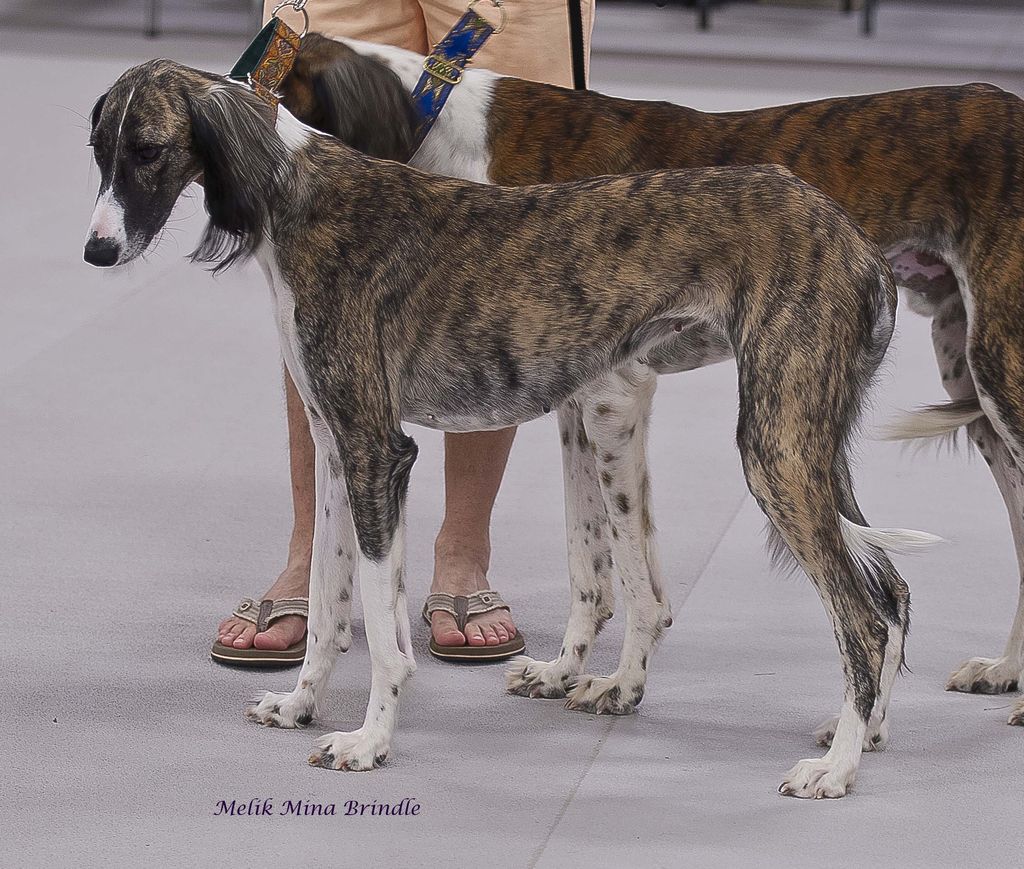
[676,489,751,608]
[526,489,749,868]
[525,714,615,869]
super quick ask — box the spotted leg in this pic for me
[946,418,1024,697]
[563,362,672,715]
[246,415,356,729]
[506,401,616,699]
[930,293,1024,698]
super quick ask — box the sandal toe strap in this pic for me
[422,592,457,623]
[232,597,309,633]
[422,590,511,631]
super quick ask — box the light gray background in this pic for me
[2,4,1023,867]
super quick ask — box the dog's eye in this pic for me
[135,145,163,163]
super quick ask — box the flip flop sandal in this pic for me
[211,597,308,668]
[422,590,526,661]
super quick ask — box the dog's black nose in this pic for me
[84,234,120,267]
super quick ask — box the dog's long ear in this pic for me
[89,91,108,133]
[186,84,287,271]
[304,41,418,163]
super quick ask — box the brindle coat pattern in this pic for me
[88,59,920,796]
[487,79,1024,706]
[490,77,1024,440]
[280,36,1024,718]
[491,80,1024,475]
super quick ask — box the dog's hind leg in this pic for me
[924,291,1024,698]
[246,416,357,729]
[506,402,616,699]
[886,289,1024,698]
[744,447,912,798]
[812,456,909,753]
[734,317,926,797]
[309,427,418,771]
[945,419,1024,697]
[563,362,672,715]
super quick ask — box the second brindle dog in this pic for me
[285,36,1024,726]
[84,60,935,797]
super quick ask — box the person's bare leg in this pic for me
[216,369,313,651]
[431,428,520,647]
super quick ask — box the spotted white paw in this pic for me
[244,690,314,729]
[308,729,388,771]
[505,655,577,699]
[564,673,644,715]
[814,715,889,752]
[779,757,855,799]
[1009,698,1024,727]
[946,656,1020,694]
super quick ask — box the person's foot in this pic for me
[430,541,518,647]
[216,555,309,651]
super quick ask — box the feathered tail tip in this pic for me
[840,516,943,566]
[764,517,941,581]
[880,397,984,442]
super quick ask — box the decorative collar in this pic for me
[230,1,504,140]
[411,1,505,150]
[228,3,305,111]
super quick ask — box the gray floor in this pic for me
[3,6,1023,868]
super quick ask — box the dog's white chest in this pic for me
[256,246,319,414]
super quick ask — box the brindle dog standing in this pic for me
[280,34,1024,728]
[84,60,934,797]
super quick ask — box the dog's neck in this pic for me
[332,37,430,93]
[333,36,500,184]
[263,105,407,234]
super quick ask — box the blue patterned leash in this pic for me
[411,0,506,149]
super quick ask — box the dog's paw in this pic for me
[308,729,388,772]
[564,674,643,715]
[1009,698,1024,727]
[779,757,855,799]
[244,691,314,729]
[814,715,889,752]
[505,655,576,699]
[946,656,1020,694]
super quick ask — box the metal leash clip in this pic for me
[468,0,507,34]
[271,0,310,38]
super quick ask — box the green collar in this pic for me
[228,12,303,109]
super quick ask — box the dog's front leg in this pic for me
[308,428,418,771]
[246,417,356,729]
[507,401,616,699]
[564,363,672,715]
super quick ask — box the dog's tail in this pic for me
[838,515,942,571]
[838,511,940,673]
[880,396,984,443]
[767,512,941,577]
[766,499,938,676]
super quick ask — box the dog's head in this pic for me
[84,42,416,272]
[85,60,211,267]
[85,59,287,270]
